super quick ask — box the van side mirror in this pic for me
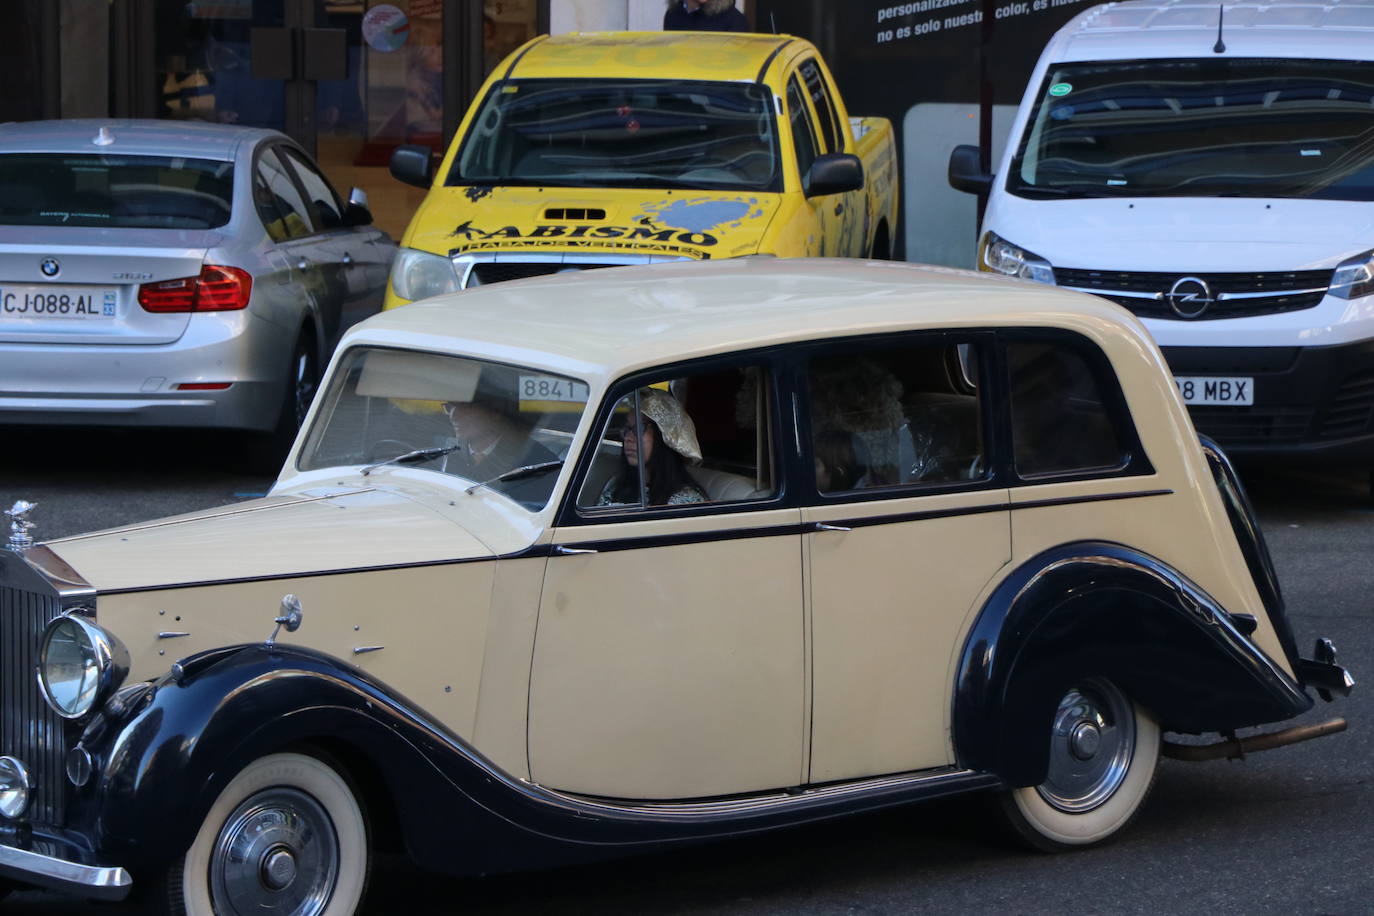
[390,144,435,189]
[805,153,864,198]
[948,145,993,195]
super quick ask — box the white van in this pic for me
[949,0,1374,473]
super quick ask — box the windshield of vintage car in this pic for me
[297,348,589,510]
[451,79,783,192]
[0,153,234,228]
[1010,58,1374,200]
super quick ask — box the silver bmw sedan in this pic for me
[0,119,397,468]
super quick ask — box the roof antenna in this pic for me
[770,11,778,33]
[1212,3,1226,53]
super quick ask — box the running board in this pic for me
[1162,717,1347,762]
[535,767,999,823]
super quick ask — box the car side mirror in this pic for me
[390,144,435,189]
[804,153,864,198]
[948,144,994,195]
[344,187,373,226]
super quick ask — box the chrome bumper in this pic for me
[0,841,131,902]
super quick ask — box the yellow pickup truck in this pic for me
[384,30,899,305]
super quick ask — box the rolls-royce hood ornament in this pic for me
[5,500,38,551]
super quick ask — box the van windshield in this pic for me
[450,79,782,192]
[1009,58,1374,201]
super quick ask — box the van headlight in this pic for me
[389,247,462,301]
[979,231,1056,285]
[1330,250,1374,300]
[37,613,129,720]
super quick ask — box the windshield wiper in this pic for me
[361,444,461,477]
[464,460,563,495]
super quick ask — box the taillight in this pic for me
[138,265,252,313]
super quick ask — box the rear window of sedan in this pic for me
[0,153,234,229]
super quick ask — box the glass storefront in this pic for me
[146,0,541,238]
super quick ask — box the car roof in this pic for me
[0,119,284,159]
[503,31,800,82]
[346,258,1154,386]
[1047,0,1374,62]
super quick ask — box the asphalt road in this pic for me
[1,427,1371,915]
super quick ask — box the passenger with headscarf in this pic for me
[600,388,707,506]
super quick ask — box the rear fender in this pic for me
[952,541,1312,787]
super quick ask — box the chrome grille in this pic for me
[1,584,65,825]
[1055,268,1333,320]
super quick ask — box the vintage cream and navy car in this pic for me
[0,259,1355,914]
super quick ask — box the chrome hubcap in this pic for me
[210,788,338,915]
[1037,680,1135,813]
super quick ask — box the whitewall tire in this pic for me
[999,678,1160,851]
[169,752,369,916]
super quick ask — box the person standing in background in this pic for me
[663,0,750,32]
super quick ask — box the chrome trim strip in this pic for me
[1216,287,1328,301]
[1063,285,1328,302]
[539,767,987,819]
[1063,286,1163,300]
[0,842,132,902]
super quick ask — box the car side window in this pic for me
[253,151,315,242]
[808,340,985,492]
[786,76,819,182]
[799,59,841,155]
[276,147,345,230]
[1008,340,1128,477]
[577,366,777,512]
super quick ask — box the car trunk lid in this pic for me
[0,227,223,345]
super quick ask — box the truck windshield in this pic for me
[451,79,782,192]
[1009,58,1374,201]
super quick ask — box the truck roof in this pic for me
[1047,0,1374,62]
[501,31,800,83]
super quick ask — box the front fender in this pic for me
[74,644,509,874]
[953,541,1312,787]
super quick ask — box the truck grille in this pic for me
[1,584,66,825]
[1055,268,1333,320]
[471,262,616,286]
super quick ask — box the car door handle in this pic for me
[833,203,844,216]
[554,545,598,556]
[812,522,851,532]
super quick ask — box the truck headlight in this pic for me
[37,613,129,720]
[1330,250,1374,300]
[979,232,1056,285]
[390,247,462,301]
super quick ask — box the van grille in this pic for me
[1055,268,1332,319]
[0,584,66,825]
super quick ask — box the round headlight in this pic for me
[36,613,129,720]
[0,756,31,819]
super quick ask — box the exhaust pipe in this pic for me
[1162,717,1347,762]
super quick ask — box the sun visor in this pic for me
[355,350,481,402]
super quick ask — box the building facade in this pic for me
[11,0,1087,255]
